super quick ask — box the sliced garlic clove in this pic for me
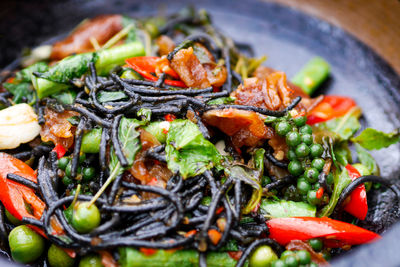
[0,103,41,149]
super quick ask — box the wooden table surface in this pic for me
[269,0,400,75]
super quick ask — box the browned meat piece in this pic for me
[156,35,176,56]
[50,15,123,60]
[170,47,211,88]
[202,108,274,147]
[40,108,79,149]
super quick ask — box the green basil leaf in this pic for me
[39,53,97,83]
[333,142,352,166]
[351,128,400,150]
[97,91,128,103]
[165,120,222,179]
[313,108,361,141]
[207,96,236,105]
[260,199,316,218]
[319,167,351,217]
[52,90,77,105]
[355,143,379,175]
[67,116,80,126]
[109,117,142,177]
[3,82,34,103]
[253,148,265,173]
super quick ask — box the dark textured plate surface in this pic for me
[1,0,400,266]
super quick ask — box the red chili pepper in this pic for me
[307,96,357,125]
[139,247,157,256]
[267,217,380,247]
[228,251,243,261]
[162,128,169,134]
[184,229,197,237]
[343,164,368,220]
[53,144,66,159]
[216,206,224,215]
[208,229,222,245]
[164,114,176,122]
[125,56,187,87]
[316,187,324,199]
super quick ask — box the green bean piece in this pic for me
[292,57,330,96]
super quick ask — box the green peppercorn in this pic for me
[326,172,334,185]
[284,255,298,267]
[9,225,45,263]
[249,245,278,267]
[280,250,294,260]
[275,121,292,136]
[287,150,297,161]
[293,116,307,127]
[79,154,86,164]
[288,160,303,176]
[262,176,272,187]
[310,144,323,158]
[299,125,312,135]
[296,250,311,265]
[311,158,325,171]
[304,168,319,183]
[300,134,313,146]
[65,163,72,177]
[322,251,331,261]
[295,143,310,158]
[309,262,319,267]
[286,132,301,147]
[62,176,73,186]
[297,179,312,195]
[82,167,95,182]
[72,202,101,234]
[307,190,321,206]
[58,157,70,171]
[271,260,287,267]
[308,238,323,251]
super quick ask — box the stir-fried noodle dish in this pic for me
[0,7,399,267]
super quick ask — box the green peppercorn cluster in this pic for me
[273,115,327,206]
[271,249,315,267]
[58,153,96,195]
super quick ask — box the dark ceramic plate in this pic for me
[1,0,400,266]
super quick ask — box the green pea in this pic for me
[296,250,311,265]
[62,176,74,186]
[280,250,294,260]
[297,179,312,195]
[326,173,334,185]
[271,260,287,267]
[308,238,323,251]
[249,245,278,267]
[322,251,331,261]
[79,254,104,267]
[293,116,307,127]
[5,209,21,225]
[305,168,319,183]
[300,134,312,146]
[311,158,325,171]
[9,225,45,263]
[309,144,323,158]
[307,190,321,206]
[58,157,70,170]
[299,125,312,135]
[287,150,297,161]
[288,160,303,176]
[72,202,101,234]
[275,121,291,136]
[295,143,310,158]
[47,244,75,267]
[82,167,95,182]
[286,132,301,147]
[284,255,298,267]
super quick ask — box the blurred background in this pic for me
[1,0,400,74]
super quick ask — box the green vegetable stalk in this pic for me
[33,41,145,98]
[119,248,241,267]
[292,57,330,96]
